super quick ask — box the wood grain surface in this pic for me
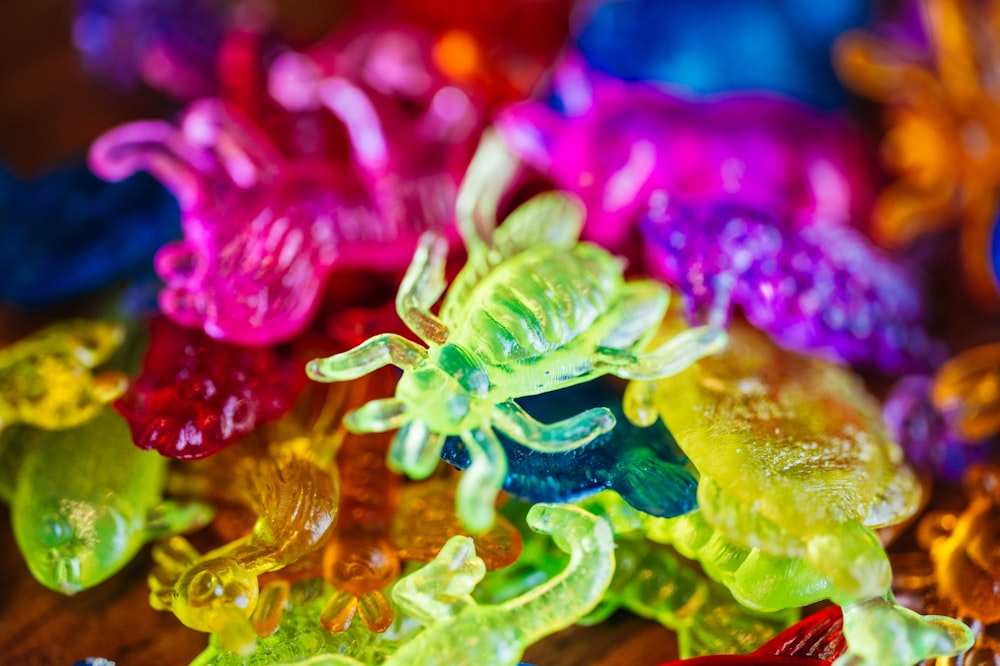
[0,2,993,665]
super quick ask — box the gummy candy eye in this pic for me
[38,512,73,548]
[188,570,222,604]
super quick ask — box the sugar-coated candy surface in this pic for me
[575,0,868,108]
[90,95,455,345]
[73,0,234,98]
[189,579,410,666]
[115,317,306,459]
[884,374,988,480]
[495,55,877,256]
[308,181,726,532]
[642,201,942,374]
[279,503,615,666]
[440,378,698,517]
[149,446,339,656]
[0,407,211,595]
[658,604,845,665]
[0,163,180,307]
[834,0,1000,307]
[932,342,1000,440]
[625,317,921,600]
[0,319,128,433]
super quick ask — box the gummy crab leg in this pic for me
[458,427,509,533]
[345,398,411,433]
[389,420,447,480]
[396,232,450,346]
[307,334,428,381]
[492,401,615,452]
[596,325,729,380]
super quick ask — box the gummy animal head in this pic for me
[394,344,489,435]
[13,498,135,595]
[171,558,260,639]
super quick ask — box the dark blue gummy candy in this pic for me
[441,379,698,518]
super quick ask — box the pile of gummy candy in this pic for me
[7,0,1000,664]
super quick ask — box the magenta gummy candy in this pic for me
[90,98,450,346]
[495,54,876,256]
[641,200,944,374]
[114,317,306,459]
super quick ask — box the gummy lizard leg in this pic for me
[346,398,411,433]
[307,333,428,382]
[596,325,728,380]
[396,231,450,346]
[252,580,290,637]
[388,419,445,479]
[492,400,614,452]
[457,427,509,533]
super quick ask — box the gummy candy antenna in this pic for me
[308,138,727,531]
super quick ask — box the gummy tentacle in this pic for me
[457,427,509,532]
[345,398,411,434]
[389,419,445,479]
[396,231,450,346]
[180,100,282,189]
[500,504,615,647]
[597,325,728,380]
[89,121,207,210]
[307,334,428,382]
[492,401,614,452]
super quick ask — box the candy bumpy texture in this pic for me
[641,201,942,374]
[115,317,306,459]
[0,320,128,434]
[0,407,211,595]
[835,0,1000,307]
[307,149,727,531]
[149,446,339,656]
[440,378,698,517]
[278,503,614,666]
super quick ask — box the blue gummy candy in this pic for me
[0,162,180,307]
[573,0,868,108]
[441,379,698,518]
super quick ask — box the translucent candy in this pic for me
[932,342,1000,440]
[89,96,453,345]
[0,163,179,307]
[624,317,921,599]
[188,579,411,666]
[834,0,1000,307]
[0,319,128,434]
[115,317,307,459]
[73,0,234,98]
[641,201,943,374]
[0,407,211,595]
[277,503,614,666]
[440,378,698,517]
[308,172,726,531]
[574,0,868,108]
[149,447,339,655]
[884,375,988,481]
[657,604,846,665]
[494,54,877,256]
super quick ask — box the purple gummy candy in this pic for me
[495,53,877,256]
[884,375,990,481]
[89,91,464,346]
[641,200,944,374]
[73,0,235,99]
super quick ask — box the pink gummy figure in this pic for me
[494,53,878,257]
[114,317,307,459]
[90,21,483,346]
